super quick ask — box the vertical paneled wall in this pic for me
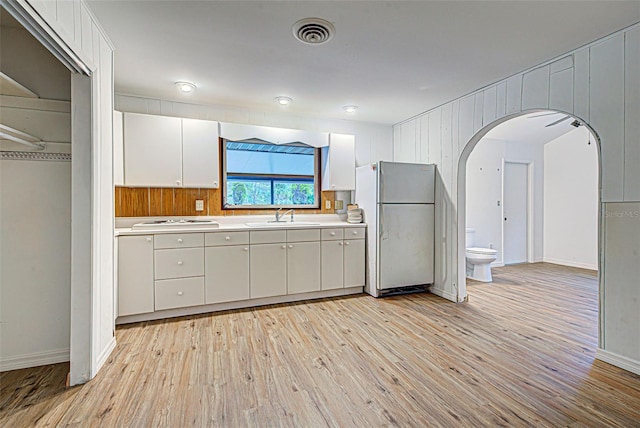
[392,23,640,371]
[24,0,116,383]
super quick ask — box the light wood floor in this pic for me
[2,263,640,427]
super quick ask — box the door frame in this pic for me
[501,159,534,265]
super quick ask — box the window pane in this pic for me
[226,178,271,205]
[274,181,315,206]
[223,140,319,208]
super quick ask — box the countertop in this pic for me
[115,214,365,236]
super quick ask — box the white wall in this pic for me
[393,23,640,374]
[543,127,598,270]
[466,138,545,266]
[466,138,505,261]
[0,157,71,371]
[115,94,394,169]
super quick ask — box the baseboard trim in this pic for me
[117,286,364,324]
[0,348,69,372]
[596,348,640,375]
[95,337,117,375]
[543,257,597,271]
[429,287,458,302]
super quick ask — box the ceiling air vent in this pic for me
[292,18,335,45]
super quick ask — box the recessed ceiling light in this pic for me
[343,105,358,113]
[175,81,196,93]
[275,96,292,106]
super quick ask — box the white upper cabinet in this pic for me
[321,133,356,191]
[124,112,182,187]
[113,111,124,186]
[182,118,220,188]
[122,113,219,188]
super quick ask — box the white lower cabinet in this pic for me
[118,235,154,316]
[321,240,344,290]
[155,277,205,311]
[205,245,250,304]
[344,239,365,287]
[250,243,287,299]
[287,241,321,294]
[117,226,366,319]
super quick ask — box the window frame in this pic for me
[221,138,321,210]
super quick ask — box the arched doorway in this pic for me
[456,109,601,301]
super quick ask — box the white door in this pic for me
[503,162,529,264]
[182,118,220,188]
[205,245,250,304]
[250,243,287,298]
[321,241,344,290]
[344,239,365,287]
[287,242,321,294]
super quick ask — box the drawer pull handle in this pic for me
[225,236,231,241]
[345,241,350,246]
[330,232,336,236]
[177,261,183,265]
[243,247,249,251]
[178,238,183,243]
[177,291,183,296]
[353,231,358,235]
[146,237,152,242]
[281,245,286,249]
[338,242,343,246]
[288,245,293,249]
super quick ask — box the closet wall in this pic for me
[0,14,72,371]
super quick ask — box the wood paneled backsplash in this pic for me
[115,187,336,217]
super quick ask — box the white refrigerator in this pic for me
[355,161,435,297]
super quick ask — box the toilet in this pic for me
[465,228,498,282]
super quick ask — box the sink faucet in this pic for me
[275,208,295,222]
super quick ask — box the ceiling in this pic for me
[86,1,640,125]
[484,112,586,146]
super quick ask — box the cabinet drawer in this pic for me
[155,248,204,279]
[154,233,204,249]
[287,228,320,243]
[155,277,204,310]
[250,230,286,244]
[321,228,344,241]
[205,231,249,247]
[345,227,365,240]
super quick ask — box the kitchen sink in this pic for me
[132,219,220,230]
[245,221,320,227]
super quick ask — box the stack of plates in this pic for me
[347,208,363,224]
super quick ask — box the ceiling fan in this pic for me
[527,112,582,128]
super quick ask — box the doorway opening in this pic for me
[460,110,600,291]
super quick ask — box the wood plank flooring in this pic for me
[2,263,640,427]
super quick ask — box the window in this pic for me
[222,140,319,209]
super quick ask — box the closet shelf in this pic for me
[0,124,45,150]
[0,72,39,98]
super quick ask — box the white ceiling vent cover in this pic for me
[292,18,335,45]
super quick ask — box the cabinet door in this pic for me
[250,243,287,298]
[123,112,182,187]
[321,133,355,191]
[287,241,321,294]
[321,240,344,290]
[113,111,124,186]
[205,245,250,304]
[344,239,365,287]
[182,118,220,188]
[118,235,154,316]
